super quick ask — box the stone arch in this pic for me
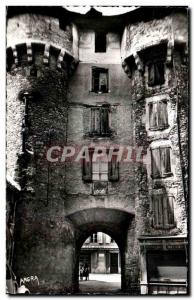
[66,207,134,292]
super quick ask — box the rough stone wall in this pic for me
[7,14,73,54]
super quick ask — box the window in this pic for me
[151,147,172,179]
[90,106,110,136]
[90,233,98,243]
[148,100,168,130]
[92,67,108,93]
[95,32,106,53]
[82,149,119,182]
[152,194,175,228]
[148,60,165,86]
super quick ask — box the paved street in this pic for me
[79,274,121,294]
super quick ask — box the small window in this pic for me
[148,61,165,86]
[151,147,172,179]
[149,100,168,130]
[90,106,110,136]
[92,67,108,93]
[152,194,175,228]
[95,32,106,53]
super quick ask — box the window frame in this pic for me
[82,148,119,182]
[91,67,109,94]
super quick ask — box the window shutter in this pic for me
[110,106,117,134]
[83,107,90,135]
[108,154,119,181]
[82,150,92,182]
[151,148,160,178]
[158,100,168,128]
[163,195,168,226]
[149,102,158,129]
[101,107,109,134]
[160,147,171,175]
[167,196,175,225]
[91,108,100,134]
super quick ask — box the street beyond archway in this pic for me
[79,274,121,294]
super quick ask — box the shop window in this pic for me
[152,194,175,228]
[148,100,168,130]
[92,67,108,93]
[95,32,106,53]
[151,147,172,179]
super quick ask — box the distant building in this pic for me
[80,232,121,274]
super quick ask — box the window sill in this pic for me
[152,225,176,230]
[89,90,109,94]
[149,125,169,131]
[151,173,173,179]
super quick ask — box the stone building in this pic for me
[6,6,189,295]
[80,232,121,274]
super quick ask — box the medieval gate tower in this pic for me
[6,6,189,294]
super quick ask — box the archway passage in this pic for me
[79,232,121,294]
[67,207,134,294]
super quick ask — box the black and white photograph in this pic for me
[4,2,189,296]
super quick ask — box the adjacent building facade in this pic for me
[80,232,121,274]
[6,6,189,295]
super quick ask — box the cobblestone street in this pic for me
[79,274,121,294]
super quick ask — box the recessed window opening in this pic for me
[95,32,107,53]
[92,67,108,93]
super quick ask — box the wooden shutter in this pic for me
[101,107,109,135]
[82,149,92,182]
[167,196,175,226]
[91,108,100,134]
[108,154,119,181]
[83,107,90,134]
[151,148,160,178]
[149,102,158,129]
[158,100,168,128]
[160,147,171,176]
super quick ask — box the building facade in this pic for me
[6,6,189,295]
[80,232,121,274]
